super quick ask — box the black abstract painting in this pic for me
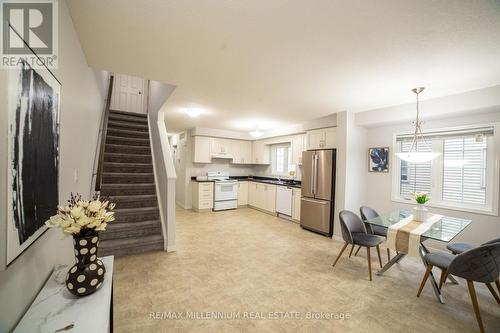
[8,59,60,259]
[369,147,389,172]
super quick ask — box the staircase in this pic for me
[98,110,164,257]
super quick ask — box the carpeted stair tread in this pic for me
[108,120,149,131]
[109,109,148,118]
[105,144,152,155]
[106,135,150,146]
[103,162,153,173]
[98,234,163,257]
[107,128,150,139]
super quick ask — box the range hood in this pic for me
[211,152,234,159]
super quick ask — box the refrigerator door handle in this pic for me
[310,156,315,194]
[301,197,328,205]
[313,154,318,195]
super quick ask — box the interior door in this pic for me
[301,151,315,198]
[111,74,145,114]
[315,150,333,200]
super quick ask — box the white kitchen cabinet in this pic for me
[291,134,306,165]
[292,188,301,221]
[210,138,232,154]
[232,140,252,164]
[248,182,258,207]
[192,136,212,163]
[248,182,276,213]
[237,181,249,205]
[306,127,336,150]
[264,184,276,213]
[192,182,214,211]
[252,141,270,164]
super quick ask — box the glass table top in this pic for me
[365,209,472,243]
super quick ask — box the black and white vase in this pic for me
[66,234,106,296]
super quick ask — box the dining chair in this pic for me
[447,237,500,255]
[332,210,384,281]
[359,206,391,261]
[417,242,500,333]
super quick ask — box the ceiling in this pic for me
[67,0,500,133]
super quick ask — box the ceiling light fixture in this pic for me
[249,128,264,138]
[395,87,441,163]
[183,108,203,118]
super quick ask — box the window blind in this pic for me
[442,137,487,205]
[399,141,432,197]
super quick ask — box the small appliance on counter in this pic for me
[207,171,238,211]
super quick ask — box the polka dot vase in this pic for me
[66,234,106,297]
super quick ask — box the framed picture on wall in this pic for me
[368,147,389,173]
[2,52,61,268]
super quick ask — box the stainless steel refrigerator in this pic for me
[300,149,336,236]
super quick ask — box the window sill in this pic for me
[391,197,498,217]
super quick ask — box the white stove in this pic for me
[207,172,238,211]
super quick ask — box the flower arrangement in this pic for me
[45,193,115,236]
[414,191,430,205]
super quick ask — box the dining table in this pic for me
[364,209,472,304]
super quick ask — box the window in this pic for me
[271,143,291,176]
[392,124,498,215]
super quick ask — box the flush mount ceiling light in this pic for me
[395,87,441,163]
[183,108,203,118]
[249,128,264,138]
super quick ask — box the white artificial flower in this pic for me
[88,200,102,213]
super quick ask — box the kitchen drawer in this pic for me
[199,183,213,190]
[198,199,213,209]
[199,191,213,200]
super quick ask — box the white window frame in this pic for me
[271,143,291,177]
[391,123,500,216]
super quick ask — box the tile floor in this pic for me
[113,207,500,333]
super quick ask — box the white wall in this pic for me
[332,111,368,238]
[362,109,500,247]
[0,1,104,331]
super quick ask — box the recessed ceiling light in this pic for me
[249,129,264,138]
[183,108,203,118]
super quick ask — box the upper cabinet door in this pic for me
[291,134,305,165]
[193,136,212,163]
[323,127,337,148]
[306,130,324,150]
[306,127,336,150]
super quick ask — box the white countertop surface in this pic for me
[14,256,114,333]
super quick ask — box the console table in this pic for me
[14,256,114,333]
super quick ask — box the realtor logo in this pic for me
[1,0,58,69]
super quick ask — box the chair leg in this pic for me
[386,248,391,262]
[332,242,349,267]
[348,244,355,258]
[367,247,372,281]
[376,245,383,269]
[496,279,500,294]
[467,280,485,333]
[485,283,500,306]
[354,246,362,257]
[439,270,448,289]
[417,265,433,297]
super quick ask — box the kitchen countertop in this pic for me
[191,176,301,188]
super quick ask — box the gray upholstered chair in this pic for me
[417,242,500,333]
[447,237,500,255]
[332,210,384,281]
[359,206,391,261]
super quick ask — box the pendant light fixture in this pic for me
[395,87,441,163]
